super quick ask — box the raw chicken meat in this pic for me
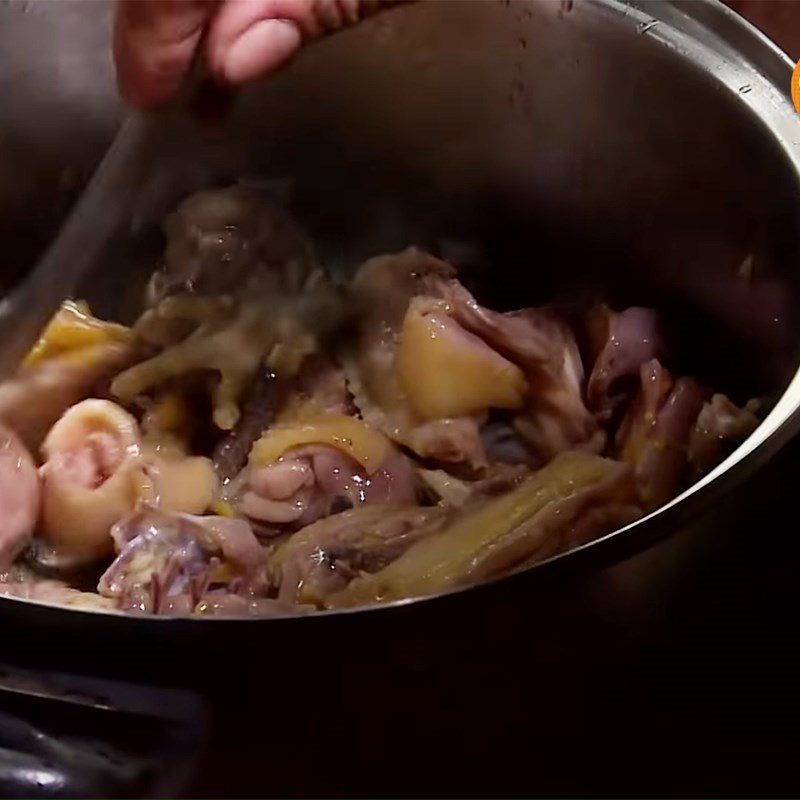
[0,186,761,616]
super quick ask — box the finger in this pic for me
[114,0,218,107]
[205,0,368,85]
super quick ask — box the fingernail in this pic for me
[221,19,302,84]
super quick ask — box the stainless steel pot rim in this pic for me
[3,0,800,624]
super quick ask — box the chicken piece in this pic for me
[438,282,602,460]
[417,462,529,508]
[406,417,488,467]
[138,390,219,516]
[238,409,416,528]
[275,355,352,424]
[114,273,344,430]
[37,399,219,567]
[396,297,527,419]
[0,568,116,610]
[586,306,664,420]
[148,185,315,302]
[416,469,474,507]
[117,182,341,431]
[0,341,134,452]
[237,443,418,529]
[616,359,706,508]
[688,393,759,474]
[0,300,136,453]
[351,246,456,331]
[127,187,334,432]
[112,299,275,431]
[347,248,487,468]
[22,299,133,369]
[269,504,448,605]
[250,414,390,474]
[239,456,315,525]
[38,400,149,566]
[0,424,40,567]
[328,451,638,608]
[351,248,599,466]
[468,460,640,581]
[133,295,235,351]
[98,510,265,615]
[193,594,312,617]
[143,446,217,516]
[213,356,352,485]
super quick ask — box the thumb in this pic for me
[114,0,218,107]
[205,0,401,86]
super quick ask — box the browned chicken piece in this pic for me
[270,504,448,606]
[0,341,133,452]
[616,359,706,509]
[346,248,489,469]
[148,185,315,303]
[688,394,759,474]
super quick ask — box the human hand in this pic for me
[114,0,399,107]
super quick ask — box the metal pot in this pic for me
[1,0,799,794]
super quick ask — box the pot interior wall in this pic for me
[0,1,120,293]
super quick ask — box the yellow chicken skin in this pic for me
[249,414,390,474]
[397,298,527,420]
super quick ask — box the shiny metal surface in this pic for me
[0,0,121,292]
[1,0,800,626]
[0,116,157,377]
